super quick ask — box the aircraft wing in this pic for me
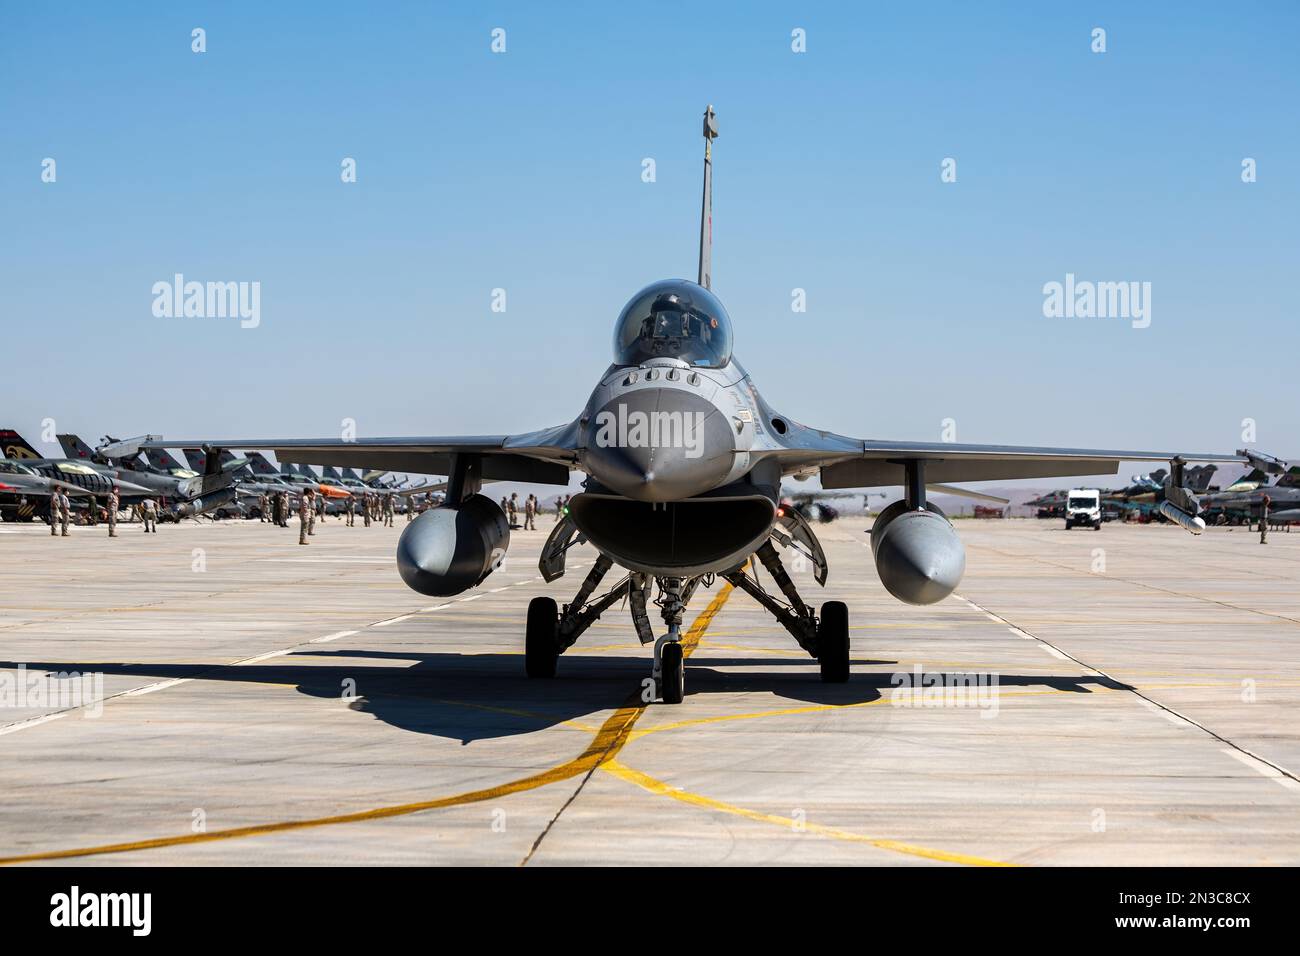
[763,428,1279,489]
[391,481,447,497]
[141,424,578,486]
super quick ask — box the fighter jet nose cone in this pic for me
[584,386,735,502]
[870,506,966,606]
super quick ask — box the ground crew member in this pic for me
[258,492,268,522]
[50,493,69,536]
[86,495,98,526]
[555,494,565,522]
[524,494,536,530]
[383,493,394,527]
[346,494,355,526]
[406,495,415,522]
[508,493,519,527]
[299,488,314,544]
[316,491,326,523]
[107,486,119,537]
[1261,494,1270,545]
[363,492,372,527]
[141,497,157,533]
[307,489,317,536]
[279,491,291,528]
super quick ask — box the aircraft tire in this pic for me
[818,601,850,683]
[525,596,560,678]
[661,641,685,704]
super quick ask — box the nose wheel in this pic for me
[654,633,685,704]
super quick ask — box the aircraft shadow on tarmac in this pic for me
[0,652,1134,746]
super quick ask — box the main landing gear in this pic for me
[720,541,848,685]
[525,596,560,679]
[522,510,850,703]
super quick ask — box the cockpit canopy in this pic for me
[613,279,733,369]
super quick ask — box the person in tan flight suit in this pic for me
[51,492,69,537]
[299,488,315,544]
[107,486,119,537]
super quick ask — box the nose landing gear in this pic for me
[648,577,692,704]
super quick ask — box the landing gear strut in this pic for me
[525,554,630,680]
[723,542,849,683]
[650,577,691,704]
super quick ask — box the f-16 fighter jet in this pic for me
[142,108,1285,703]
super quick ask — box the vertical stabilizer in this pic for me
[57,434,97,461]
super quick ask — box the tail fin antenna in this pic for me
[697,105,718,289]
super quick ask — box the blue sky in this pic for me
[2,1,1297,475]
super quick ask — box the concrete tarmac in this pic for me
[1,514,1297,865]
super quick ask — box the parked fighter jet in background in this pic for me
[177,447,302,517]
[79,435,250,519]
[779,489,882,523]
[1,429,153,499]
[140,107,1285,703]
[0,429,154,521]
[1200,460,1300,525]
[782,484,1003,524]
[1027,465,1220,522]
[0,458,151,522]
[56,433,243,514]
[143,446,192,476]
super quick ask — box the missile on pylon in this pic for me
[1157,499,1206,535]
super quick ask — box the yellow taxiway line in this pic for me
[0,580,1009,867]
[0,583,729,865]
[601,760,1009,866]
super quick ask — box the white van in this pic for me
[1065,489,1101,530]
